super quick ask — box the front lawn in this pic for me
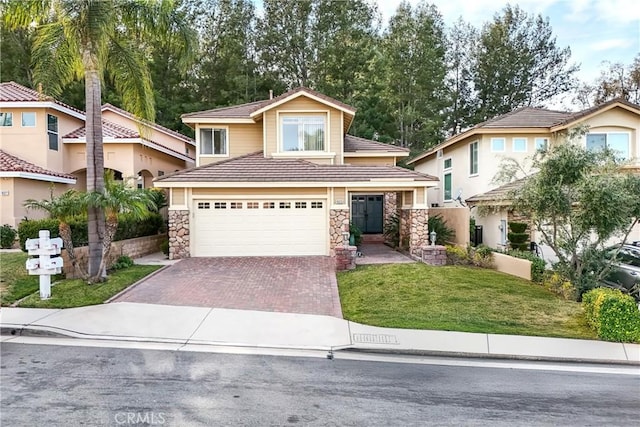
[1,252,160,308]
[337,264,595,340]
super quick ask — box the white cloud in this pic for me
[590,38,634,51]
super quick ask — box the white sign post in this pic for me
[25,230,63,300]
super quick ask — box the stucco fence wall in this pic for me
[61,234,165,278]
[492,252,532,281]
[429,207,470,246]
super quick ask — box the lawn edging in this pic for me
[104,264,172,303]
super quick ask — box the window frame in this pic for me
[512,137,527,153]
[21,112,36,127]
[199,126,229,157]
[443,172,453,202]
[586,132,631,160]
[0,112,13,126]
[469,141,479,176]
[535,137,548,151]
[47,114,58,151]
[491,137,506,152]
[279,114,327,153]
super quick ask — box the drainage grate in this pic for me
[352,333,399,345]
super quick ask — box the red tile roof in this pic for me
[182,87,356,119]
[102,103,194,145]
[0,81,85,116]
[344,135,409,154]
[155,152,437,183]
[0,149,76,180]
[64,119,139,139]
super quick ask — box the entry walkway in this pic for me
[356,243,415,265]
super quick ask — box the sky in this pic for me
[377,0,640,82]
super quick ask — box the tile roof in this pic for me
[182,87,356,119]
[480,107,571,128]
[466,176,531,204]
[0,81,85,116]
[64,119,139,139]
[155,152,437,183]
[344,135,409,154]
[0,149,76,180]
[551,97,640,127]
[102,103,194,144]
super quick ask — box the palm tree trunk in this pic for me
[96,214,119,279]
[58,222,87,279]
[84,57,106,283]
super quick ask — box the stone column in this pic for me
[383,192,399,229]
[409,208,429,256]
[168,210,190,260]
[329,209,350,254]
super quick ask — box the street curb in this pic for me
[1,326,71,339]
[103,264,171,303]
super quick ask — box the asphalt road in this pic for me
[1,342,638,426]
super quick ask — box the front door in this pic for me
[351,195,384,234]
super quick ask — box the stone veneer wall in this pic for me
[168,210,190,260]
[399,209,411,250]
[383,192,399,231]
[409,209,429,256]
[329,209,350,254]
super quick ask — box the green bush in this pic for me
[508,222,528,233]
[508,222,529,251]
[18,213,164,251]
[110,255,135,271]
[384,212,400,248]
[542,271,576,300]
[349,222,363,246]
[582,288,640,342]
[428,214,456,245]
[507,250,546,282]
[160,239,169,256]
[471,244,494,268]
[0,224,17,248]
[446,245,471,265]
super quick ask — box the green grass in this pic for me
[1,252,160,308]
[337,263,596,340]
[0,252,42,305]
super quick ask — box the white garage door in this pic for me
[192,199,328,256]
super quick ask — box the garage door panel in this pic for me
[193,199,328,256]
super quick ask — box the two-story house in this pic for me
[0,81,195,227]
[154,87,439,259]
[409,98,640,250]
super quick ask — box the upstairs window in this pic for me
[281,116,325,151]
[586,133,630,160]
[491,138,505,152]
[512,138,527,152]
[47,114,58,151]
[0,112,13,126]
[469,141,478,175]
[535,137,548,151]
[200,128,227,155]
[22,112,36,127]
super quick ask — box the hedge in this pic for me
[582,288,640,343]
[18,213,164,251]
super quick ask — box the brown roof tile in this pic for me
[102,103,194,144]
[155,152,437,183]
[0,149,76,180]
[466,176,530,204]
[344,135,409,153]
[182,87,356,119]
[0,81,85,116]
[480,107,571,128]
[64,119,139,139]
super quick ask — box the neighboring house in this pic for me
[409,98,640,250]
[154,87,438,259]
[0,81,195,227]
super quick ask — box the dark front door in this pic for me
[351,195,383,234]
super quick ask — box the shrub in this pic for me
[542,272,576,300]
[471,244,494,268]
[18,218,60,250]
[109,255,135,271]
[508,222,529,251]
[349,222,363,246]
[0,224,17,248]
[582,288,640,342]
[160,239,169,256]
[507,250,546,282]
[428,214,456,245]
[384,212,400,248]
[508,222,528,233]
[446,245,471,265]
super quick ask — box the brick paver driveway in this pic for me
[112,257,343,318]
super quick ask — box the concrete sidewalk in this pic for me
[1,303,639,365]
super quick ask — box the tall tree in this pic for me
[3,0,194,283]
[575,55,640,108]
[473,5,578,122]
[382,1,448,150]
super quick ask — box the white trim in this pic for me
[443,156,452,171]
[249,91,356,118]
[277,111,329,154]
[0,171,76,184]
[0,101,85,120]
[155,180,438,189]
[469,140,479,176]
[198,125,229,158]
[181,117,255,125]
[140,139,194,163]
[443,171,452,202]
[344,151,409,158]
[491,137,506,152]
[512,137,528,153]
[271,152,336,159]
[103,105,195,146]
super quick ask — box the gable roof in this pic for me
[0,149,76,183]
[154,151,437,185]
[408,98,640,166]
[466,176,530,205]
[0,81,85,119]
[344,135,410,155]
[182,87,356,122]
[102,103,195,145]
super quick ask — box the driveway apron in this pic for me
[111,257,343,318]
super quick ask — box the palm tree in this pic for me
[24,189,88,278]
[87,171,155,279]
[2,0,195,283]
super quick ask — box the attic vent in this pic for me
[437,149,443,158]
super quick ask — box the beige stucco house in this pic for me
[154,87,438,259]
[0,81,195,227]
[409,98,640,250]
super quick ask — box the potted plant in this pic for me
[349,222,363,247]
